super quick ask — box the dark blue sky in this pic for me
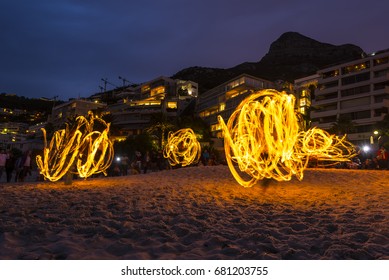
[1,0,389,101]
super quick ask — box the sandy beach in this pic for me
[0,165,388,260]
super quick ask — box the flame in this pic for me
[218,89,355,187]
[36,113,114,182]
[163,128,201,167]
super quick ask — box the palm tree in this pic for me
[145,113,176,150]
[375,113,389,133]
[374,113,389,148]
[329,116,356,135]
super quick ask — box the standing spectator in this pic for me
[202,149,210,166]
[135,151,142,173]
[14,153,24,182]
[0,149,8,182]
[112,163,121,176]
[121,155,129,176]
[156,150,164,171]
[5,150,16,182]
[143,150,151,174]
[19,150,32,182]
[376,146,388,170]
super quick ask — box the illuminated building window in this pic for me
[322,69,339,79]
[226,77,245,90]
[211,124,221,131]
[131,101,161,106]
[167,102,177,109]
[300,98,306,107]
[342,61,370,75]
[142,85,150,93]
[373,56,389,66]
[151,86,165,97]
[219,103,226,111]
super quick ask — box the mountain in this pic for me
[172,32,365,93]
[0,93,59,112]
[0,93,61,124]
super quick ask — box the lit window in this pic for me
[219,103,226,111]
[142,85,150,92]
[151,86,165,97]
[167,102,177,109]
[211,124,221,131]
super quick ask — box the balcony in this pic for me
[370,73,389,84]
[310,109,338,119]
[312,97,338,107]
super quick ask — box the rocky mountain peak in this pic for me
[260,31,363,65]
[172,32,366,93]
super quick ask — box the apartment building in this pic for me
[196,73,275,137]
[294,74,319,130]
[310,48,389,146]
[108,76,198,135]
[0,122,29,149]
[48,99,107,129]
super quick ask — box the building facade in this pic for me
[195,73,275,137]
[294,74,319,130]
[108,76,198,136]
[0,122,29,149]
[48,99,107,129]
[310,49,389,146]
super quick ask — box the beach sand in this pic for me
[0,165,388,260]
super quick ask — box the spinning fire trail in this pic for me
[36,113,114,182]
[218,89,355,188]
[163,128,201,167]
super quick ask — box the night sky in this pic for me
[1,0,389,101]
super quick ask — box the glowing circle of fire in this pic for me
[36,113,114,182]
[163,128,201,167]
[218,89,355,187]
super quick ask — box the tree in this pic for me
[375,113,389,133]
[177,115,212,142]
[374,113,389,148]
[328,116,356,136]
[43,122,55,140]
[145,113,176,150]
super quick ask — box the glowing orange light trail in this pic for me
[36,126,82,182]
[163,128,201,167]
[218,89,355,187]
[36,113,114,182]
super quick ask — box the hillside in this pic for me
[0,93,59,112]
[0,93,61,123]
[172,32,365,93]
